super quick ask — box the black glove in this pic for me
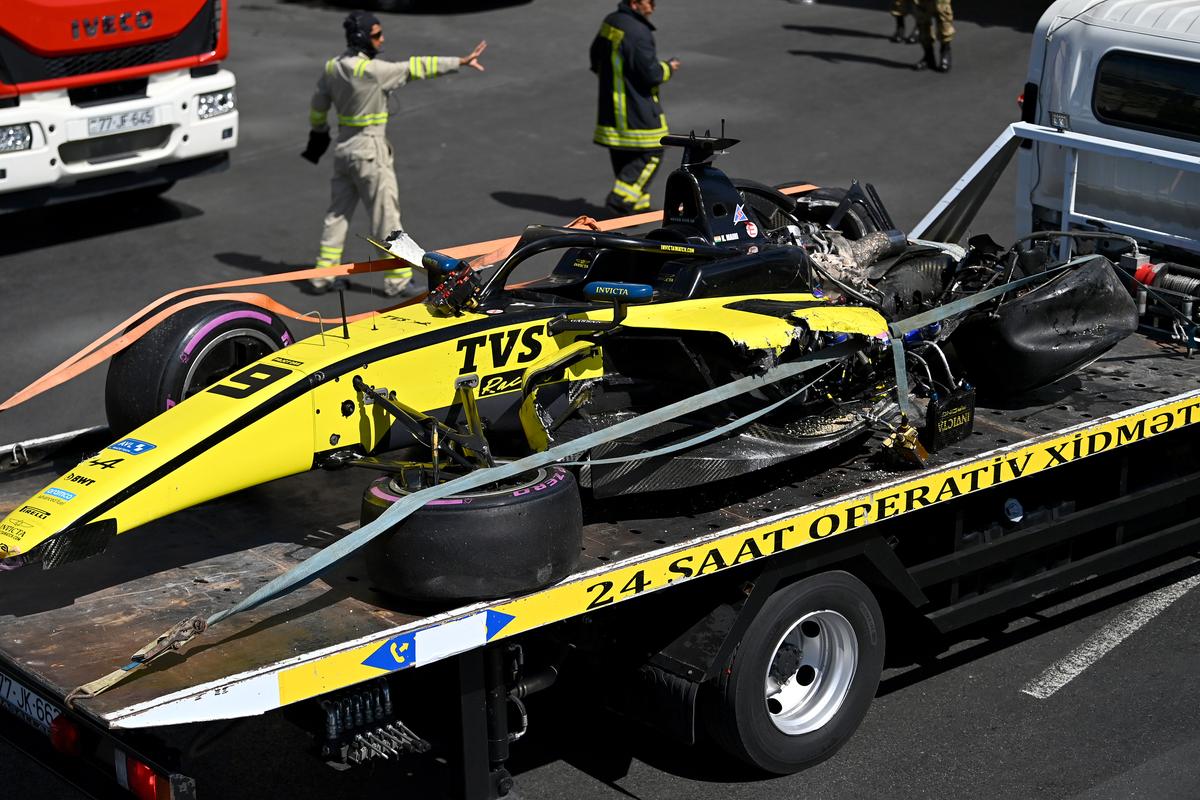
[301,130,331,164]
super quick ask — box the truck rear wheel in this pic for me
[706,571,885,774]
[105,300,293,435]
[361,466,583,602]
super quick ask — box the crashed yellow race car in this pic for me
[0,133,1136,602]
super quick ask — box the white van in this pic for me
[1017,0,1200,246]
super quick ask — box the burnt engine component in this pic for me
[949,255,1138,396]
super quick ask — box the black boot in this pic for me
[938,42,953,73]
[913,45,937,71]
[889,17,906,43]
[904,28,920,44]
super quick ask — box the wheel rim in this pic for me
[763,609,858,735]
[181,329,278,400]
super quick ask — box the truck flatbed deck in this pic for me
[2,332,1197,732]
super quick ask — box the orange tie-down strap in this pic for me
[0,185,816,414]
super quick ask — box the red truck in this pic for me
[0,0,237,211]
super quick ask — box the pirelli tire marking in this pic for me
[258,392,1200,713]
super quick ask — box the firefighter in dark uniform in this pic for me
[302,11,486,295]
[590,0,681,214]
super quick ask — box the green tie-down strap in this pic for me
[70,346,851,700]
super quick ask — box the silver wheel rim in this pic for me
[763,609,858,735]
[181,329,277,400]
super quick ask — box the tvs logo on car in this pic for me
[71,10,153,39]
[456,325,546,376]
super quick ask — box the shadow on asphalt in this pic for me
[510,691,770,790]
[800,0,1052,33]
[783,23,892,40]
[491,190,612,222]
[878,556,1200,698]
[787,49,914,69]
[273,0,532,14]
[0,194,201,256]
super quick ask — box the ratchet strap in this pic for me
[2,190,818,416]
[68,347,838,703]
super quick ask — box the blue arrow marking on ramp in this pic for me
[362,632,417,672]
[485,610,516,641]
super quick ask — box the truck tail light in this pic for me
[126,756,160,800]
[117,750,168,800]
[49,715,81,757]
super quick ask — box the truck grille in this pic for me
[0,0,218,86]
[43,41,175,80]
[59,125,172,165]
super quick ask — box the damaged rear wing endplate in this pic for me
[910,121,1200,260]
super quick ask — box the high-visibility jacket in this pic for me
[590,2,673,151]
[310,49,461,144]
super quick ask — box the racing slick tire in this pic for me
[705,571,885,774]
[361,466,583,602]
[104,300,293,435]
[733,178,802,230]
[791,187,880,240]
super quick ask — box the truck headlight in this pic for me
[196,89,236,119]
[0,124,32,152]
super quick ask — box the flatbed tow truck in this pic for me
[3,121,1200,799]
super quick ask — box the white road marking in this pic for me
[1021,571,1200,700]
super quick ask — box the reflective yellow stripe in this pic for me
[337,113,389,126]
[319,246,343,256]
[408,56,438,80]
[325,58,336,75]
[386,267,413,278]
[599,24,628,135]
[633,194,651,211]
[593,124,669,149]
[309,109,328,126]
[353,58,369,78]
[315,258,339,268]
[612,181,640,201]
[660,60,671,82]
[632,156,660,191]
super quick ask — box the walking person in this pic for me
[590,0,681,215]
[889,0,918,44]
[911,0,954,73]
[302,11,486,295]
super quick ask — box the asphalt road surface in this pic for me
[3,1,1199,798]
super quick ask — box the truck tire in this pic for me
[361,466,583,602]
[706,571,885,774]
[105,301,293,435]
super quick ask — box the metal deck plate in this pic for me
[1,333,1197,727]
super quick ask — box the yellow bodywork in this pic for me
[0,291,885,560]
